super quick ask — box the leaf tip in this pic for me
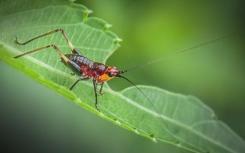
[104,31,122,46]
[84,17,111,31]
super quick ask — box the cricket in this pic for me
[14,28,146,111]
[14,28,232,111]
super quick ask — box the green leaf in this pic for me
[0,0,244,153]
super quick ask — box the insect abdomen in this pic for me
[68,54,93,68]
[67,54,107,78]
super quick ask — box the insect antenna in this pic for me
[123,32,236,73]
[117,75,195,140]
[118,75,159,112]
[115,32,237,113]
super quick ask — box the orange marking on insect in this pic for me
[98,73,112,82]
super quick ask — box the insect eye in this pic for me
[108,72,113,77]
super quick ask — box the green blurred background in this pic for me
[1,0,245,153]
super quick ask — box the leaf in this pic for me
[0,0,244,153]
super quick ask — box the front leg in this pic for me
[92,79,99,111]
[99,83,104,95]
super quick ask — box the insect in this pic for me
[14,28,143,111]
[14,28,233,111]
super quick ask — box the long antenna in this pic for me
[124,32,236,72]
[118,75,159,111]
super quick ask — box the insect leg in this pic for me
[92,79,99,111]
[14,44,69,63]
[15,28,76,53]
[99,83,104,95]
[69,77,89,90]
